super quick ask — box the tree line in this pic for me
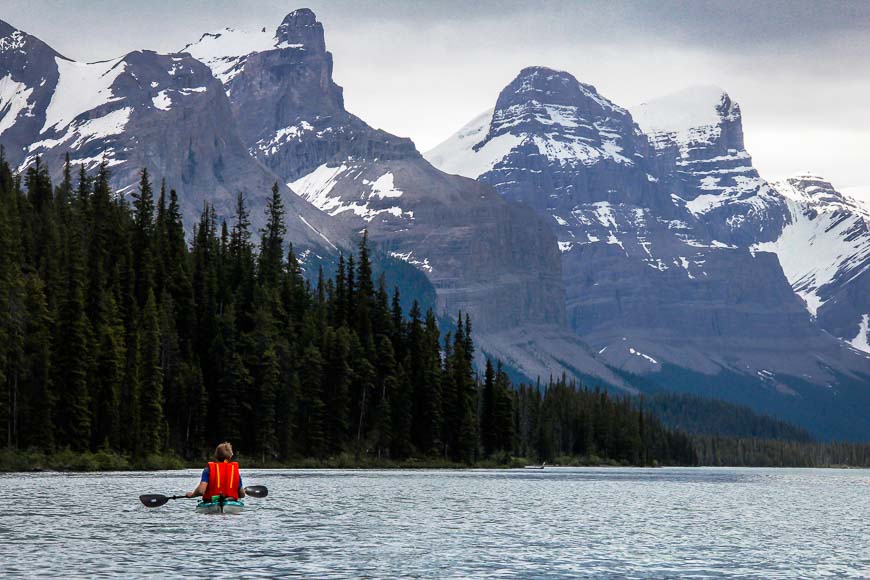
[644,392,814,442]
[0,154,700,467]
[693,436,870,468]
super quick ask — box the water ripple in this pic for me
[0,467,867,578]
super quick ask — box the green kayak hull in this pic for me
[195,498,244,515]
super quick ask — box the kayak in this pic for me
[195,497,245,515]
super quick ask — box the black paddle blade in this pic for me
[139,494,170,507]
[245,485,268,498]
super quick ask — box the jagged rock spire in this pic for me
[276,8,326,52]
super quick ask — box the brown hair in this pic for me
[215,442,234,461]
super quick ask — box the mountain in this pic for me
[427,68,870,438]
[755,175,870,352]
[633,88,870,353]
[184,10,627,387]
[0,19,344,251]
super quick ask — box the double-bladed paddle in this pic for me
[139,485,268,508]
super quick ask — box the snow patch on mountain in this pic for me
[152,90,172,111]
[389,250,432,272]
[530,131,632,166]
[42,57,126,133]
[849,314,870,354]
[629,347,658,364]
[0,29,27,52]
[427,68,640,177]
[0,74,33,136]
[290,164,412,222]
[28,106,131,152]
[253,121,314,157]
[181,27,280,84]
[151,87,207,112]
[366,172,402,199]
[289,163,348,211]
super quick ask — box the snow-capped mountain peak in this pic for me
[498,66,628,115]
[275,8,326,52]
[426,66,646,182]
[631,85,737,149]
[753,175,870,325]
[181,8,327,87]
[776,173,869,217]
[181,28,282,85]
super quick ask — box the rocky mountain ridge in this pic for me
[0,18,345,252]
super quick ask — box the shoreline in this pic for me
[0,448,639,472]
[1,449,864,473]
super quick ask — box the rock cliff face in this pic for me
[428,68,870,438]
[0,19,344,252]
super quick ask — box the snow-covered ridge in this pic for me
[631,85,734,148]
[776,174,870,218]
[753,177,870,316]
[41,57,126,133]
[0,74,34,136]
[181,26,304,85]
[424,109,512,179]
[510,67,628,115]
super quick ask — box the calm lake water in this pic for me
[0,467,867,578]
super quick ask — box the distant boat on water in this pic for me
[524,462,547,470]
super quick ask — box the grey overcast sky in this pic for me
[2,0,869,198]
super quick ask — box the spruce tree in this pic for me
[297,345,326,457]
[131,168,156,307]
[481,358,498,457]
[91,292,124,450]
[140,289,166,454]
[53,223,92,449]
[18,274,54,449]
[322,327,352,453]
[259,182,286,288]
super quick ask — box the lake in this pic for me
[0,467,867,578]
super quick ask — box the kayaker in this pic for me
[186,442,247,500]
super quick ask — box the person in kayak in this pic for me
[186,442,246,501]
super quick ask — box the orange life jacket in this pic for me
[203,460,241,500]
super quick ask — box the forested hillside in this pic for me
[645,393,814,441]
[0,155,696,467]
